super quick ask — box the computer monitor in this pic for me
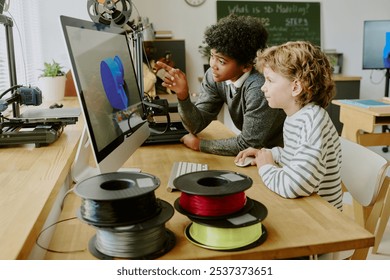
[60,15,150,182]
[363,20,390,70]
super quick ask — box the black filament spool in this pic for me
[74,171,161,226]
[173,170,253,196]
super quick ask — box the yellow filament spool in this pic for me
[188,221,263,250]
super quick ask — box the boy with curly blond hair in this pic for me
[236,41,343,210]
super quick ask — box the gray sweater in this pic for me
[178,68,285,156]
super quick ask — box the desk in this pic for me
[332,99,390,146]
[0,97,83,260]
[328,76,361,134]
[44,121,374,260]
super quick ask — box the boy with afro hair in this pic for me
[157,14,285,156]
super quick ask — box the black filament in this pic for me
[80,191,159,225]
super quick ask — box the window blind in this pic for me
[0,0,42,95]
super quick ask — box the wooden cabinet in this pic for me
[327,76,361,134]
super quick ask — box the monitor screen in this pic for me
[60,15,150,182]
[363,20,390,69]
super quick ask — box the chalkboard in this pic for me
[217,1,321,47]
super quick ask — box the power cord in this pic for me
[0,84,22,99]
[35,217,86,254]
[35,187,87,254]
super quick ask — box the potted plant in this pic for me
[325,52,342,74]
[38,60,67,102]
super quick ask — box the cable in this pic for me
[143,99,171,133]
[369,69,386,85]
[35,216,87,254]
[125,110,135,133]
[0,84,22,98]
[131,1,141,19]
[35,186,87,254]
[60,186,75,210]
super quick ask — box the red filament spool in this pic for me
[179,191,247,217]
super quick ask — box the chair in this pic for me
[319,136,390,260]
[372,185,390,254]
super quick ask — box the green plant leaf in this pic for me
[39,60,65,77]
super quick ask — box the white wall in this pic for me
[37,0,390,99]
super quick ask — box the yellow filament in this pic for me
[189,222,262,249]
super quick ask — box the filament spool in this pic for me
[174,193,254,219]
[186,222,266,250]
[177,191,247,217]
[173,170,253,218]
[87,0,133,28]
[173,170,253,195]
[184,199,268,251]
[74,172,160,226]
[89,200,176,259]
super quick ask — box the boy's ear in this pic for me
[291,80,302,97]
[242,63,253,73]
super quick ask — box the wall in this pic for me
[38,0,390,100]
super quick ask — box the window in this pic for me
[0,0,43,95]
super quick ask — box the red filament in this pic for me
[179,192,246,217]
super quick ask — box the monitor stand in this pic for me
[71,126,141,183]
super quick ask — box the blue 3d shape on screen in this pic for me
[100,55,128,110]
[384,32,390,68]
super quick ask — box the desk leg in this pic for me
[351,248,369,260]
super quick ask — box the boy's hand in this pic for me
[156,61,189,101]
[235,148,258,165]
[235,148,274,168]
[255,148,274,168]
[180,133,200,151]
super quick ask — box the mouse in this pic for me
[235,156,255,167]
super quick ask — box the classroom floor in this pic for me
[366,146,390,260]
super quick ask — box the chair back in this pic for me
[318,137,390,260]
[340,137,390,207]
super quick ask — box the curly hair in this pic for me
[204,14,268,66]
[256,41,335,108]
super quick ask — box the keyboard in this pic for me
[167,161,208,191]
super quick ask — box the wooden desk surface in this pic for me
[332,99,390,145]
[0,97,83,260]
[332,99,390,117]
[44,121,374,260]
[333,75,361,82]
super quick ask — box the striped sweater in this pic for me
[259,103,343,210]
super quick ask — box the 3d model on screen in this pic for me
[384,32,390,68]
[100,55,129,110]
